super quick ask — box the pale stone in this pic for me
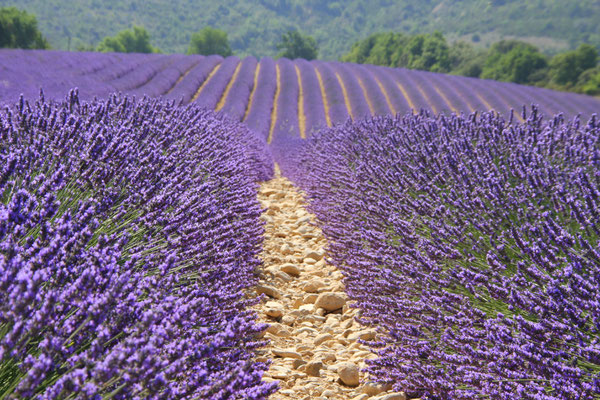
[275,271,293,282]
[280,263,301,277]
[321,389,337,397]
[296,326,318,335]
[292,297,304,309]
[270,366,291,379]
[305,361,323,377]
[261,188,278,196]
[298,225,311,234]
[361,381,392,396]
[304,257,318,265]
[316,352,336,363]
[331,271,343,279]
[260,215,274,224]
[351,395,369,400]
[314,333,334,346]
[303,293,318,304]
[297,344,313,353]
[265,301,284,318]
[266,323,291,337]
[281,315,295,326]
[303,279,326,293]
[292,359,307,369]
[305,266,326,276]
[299,304,316,313]
[372,393,407,400]
[281,243,293,255]
[256,284,282,299]
[340,318,353,329]
[315,292,347,311]
[297,216,311,225]
[348,330,376,341]
[304,249,324,261]
[337,337,349,345]
[325,315,340,325]
[337,362,360,387]
[272,348,302,359]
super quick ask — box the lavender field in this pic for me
[1,49,599,399]
[1,49,600,145]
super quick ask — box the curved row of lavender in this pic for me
[0,91,276,399]
[2,50,599,144]
[282,109,600,399]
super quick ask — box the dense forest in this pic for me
[0,0,599,59]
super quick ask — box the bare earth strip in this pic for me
[253,166,409,400]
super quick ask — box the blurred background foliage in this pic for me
[0,0,598,59]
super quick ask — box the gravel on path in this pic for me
[253,165,411,400]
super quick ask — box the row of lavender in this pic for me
[2,50,600,143]
[282,109,600,399]
[0,92,276,399]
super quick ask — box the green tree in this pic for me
[342,31,450,73]
[187,27,233,56]
[401,32,450,72]
[341,32,403,66]
[575,66,600,95]
[481,40,548,84]
[97,26,159,53]
[276,30,318,60]
[549,43,598,86]
[448,41,486,77]
[0,7,49,49]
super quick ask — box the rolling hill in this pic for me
[0,0,599,58]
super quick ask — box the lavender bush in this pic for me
[0,90,275,399]
[284,108,600,399]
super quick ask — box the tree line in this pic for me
[342,31,600,96]
[2,6,598,96]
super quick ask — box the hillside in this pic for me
[0,0,599,59]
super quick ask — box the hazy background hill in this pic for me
[1,0,599,59]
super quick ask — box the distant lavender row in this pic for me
[193,56,240,110]
[0,92,275,399]
[353,64,392,116]
[271,58,300,144]
[219,57,258,121]
[127,55,201,98]
[244,57,276,141]
[312,60,350,125]
[283,109,600,399]
[296,59,328,136]
[163,55,222,104]
[332,61,371,120]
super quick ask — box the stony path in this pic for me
[253,167,408,400]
